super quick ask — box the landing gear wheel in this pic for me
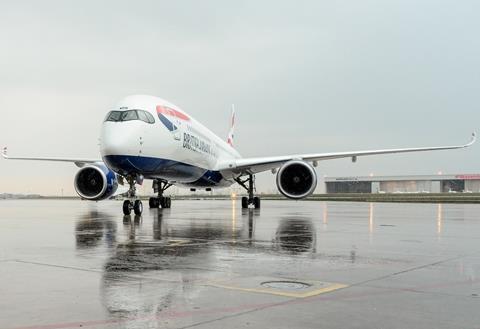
[159,196,166,208]
[253,197,261,209]
[152,180,173,209]
[133,200,143,215]
[241,197,248,209]
[149,197,156,208]
[123,175,139,215]
[159,197,172,208]
[236,175,260,209]
[123,200,132,215]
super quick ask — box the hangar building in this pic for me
[325,174,480,194]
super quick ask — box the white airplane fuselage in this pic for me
[100,95,240,188]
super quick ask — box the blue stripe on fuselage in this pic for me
[102,155,224,186]
[157,113,177,132]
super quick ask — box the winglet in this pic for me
[1,147,8,159]
[465,132,476,147]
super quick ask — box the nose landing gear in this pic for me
[235,174,261,209]
[122,176,143,215]
[149,180,172,209]
[123,199,143,215]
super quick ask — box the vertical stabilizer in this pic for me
[227,104,235,147]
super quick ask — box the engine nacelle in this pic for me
[74,164,118,200]
[276,160,317,199]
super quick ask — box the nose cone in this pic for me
[100,121,145,158]
[100,122,143,175]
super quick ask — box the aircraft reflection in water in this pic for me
[72,203,451,325]
[437,203,443,236]
[274,216,317,253]
[75,211,117,249]
[73,207,317,324]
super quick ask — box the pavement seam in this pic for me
[12,259,102,273]
[349,254,466,287]
[175,300,294,329]
[361,285,480,299]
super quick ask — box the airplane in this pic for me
[1,94,476,215]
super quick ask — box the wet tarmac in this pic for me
[1,199,480,328]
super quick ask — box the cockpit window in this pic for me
[120,110,138,121]
[105,110,155,124]
[144,111,155,124]
[137,110,148,122]
[105,111,122,122]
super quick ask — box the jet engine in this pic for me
[74,164,118,200]
[276,160,317,199]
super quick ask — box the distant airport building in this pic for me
[325,174,480,194]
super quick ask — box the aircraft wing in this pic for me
[218,133,476,176]
[1,147,100,168]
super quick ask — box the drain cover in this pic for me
[261,281,311,290]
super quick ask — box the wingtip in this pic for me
[1,146,8,159]
[467,132,476,146]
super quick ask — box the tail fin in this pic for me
[227,104,235,147]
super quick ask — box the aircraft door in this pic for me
[172,119,182,141]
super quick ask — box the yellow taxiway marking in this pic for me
[208,282,348,298]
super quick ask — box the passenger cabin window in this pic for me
[105,110,155,124]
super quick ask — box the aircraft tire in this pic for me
[149,197,156,208]
[123,200,132,215]
[241,197,248,209]
[253,197,261,209]
[133,200,143,215]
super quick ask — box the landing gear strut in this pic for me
[122,176,143,216]
[149,180,172,209]
[235,174,261,209]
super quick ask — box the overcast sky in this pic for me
[1,0,479,195]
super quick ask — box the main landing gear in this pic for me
[122,176,143,216]
[235,174,261,209]
[149,180,172,209]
